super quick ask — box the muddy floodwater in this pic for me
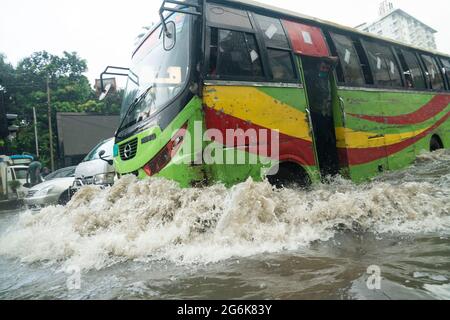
[0,150,449,300]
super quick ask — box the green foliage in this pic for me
[0,54,15,88]
[79,90,123,114]
[0,51,123,167]
[8,180,21,192]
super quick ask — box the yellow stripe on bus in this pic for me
[203,86,431,150]
[203,86,312,142]
[335,127,429,149]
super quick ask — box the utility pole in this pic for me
[33,107,40,158]
[47,77,55,171]
[0,87,7,155]
[0,86,7,136]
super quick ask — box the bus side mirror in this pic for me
[99,84,112,101]
[163,21,176,51]
[97,66,130,101]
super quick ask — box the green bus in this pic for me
[101,0,450,187]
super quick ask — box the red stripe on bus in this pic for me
[341,111,450,165]
[348,95,450,125]
[204,107,316,166]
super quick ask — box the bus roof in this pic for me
[220,0,450,58]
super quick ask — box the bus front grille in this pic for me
[119,138,138,161]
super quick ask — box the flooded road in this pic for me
[0,150,449,300]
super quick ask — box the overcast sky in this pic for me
[1,0,449,87]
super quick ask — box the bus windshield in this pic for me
[118,13,191,135]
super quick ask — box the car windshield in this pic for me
[117,13,191,135]
[45,167,76,180]
[83,139,114,162]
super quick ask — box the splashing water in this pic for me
[0,150,449,271]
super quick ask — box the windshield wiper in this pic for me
[116,85,154,135]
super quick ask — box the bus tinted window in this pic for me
[363,41,402,87]
[441,58,450,69]
[267,49,296,80]
[254,14,289,49]
[421,55,445,90]
[330,33,365,86]
[254,14,296,81]
[206,4,252,29]
[441,58,450,89]
[208,28,263,78]
[395,49,427,89]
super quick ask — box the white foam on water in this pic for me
[424,284,450,300]
[0,151,449,271]
[414,272,448,282]
[416,148,450,163]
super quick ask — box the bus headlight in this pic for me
[143,124,188,177]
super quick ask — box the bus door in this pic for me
[282,20,341,179]
[301,56,340,178]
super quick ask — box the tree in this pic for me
[79,89,124,114]
[0,54,15,88]
[0,51,123,168]
[0,54,18,151]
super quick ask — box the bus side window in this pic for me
[266,49,296,81]
[403,50,427,89]
[352,39,374,85]
[362,40,403,88]
[254,14,289,48]
[254,14,297,81]
[208,28,264,78]
[328,32,365,86]
[206,4,253,29]
[439,58,450,90]
[395,49,412,88]
[395,49,427,89]
[324,32,345,83]
[421,54,445,91]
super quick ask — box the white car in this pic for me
[24,166,76,209]
[72,138,115,190]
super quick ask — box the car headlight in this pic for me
[93,173,115,185]
[72,179,83,188]
[35,185,54,197]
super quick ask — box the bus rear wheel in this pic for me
[430,135,443,152]
[267,162,311,189]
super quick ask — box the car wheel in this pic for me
[58,190,71,206]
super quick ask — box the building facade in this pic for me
[356,1,437,51]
